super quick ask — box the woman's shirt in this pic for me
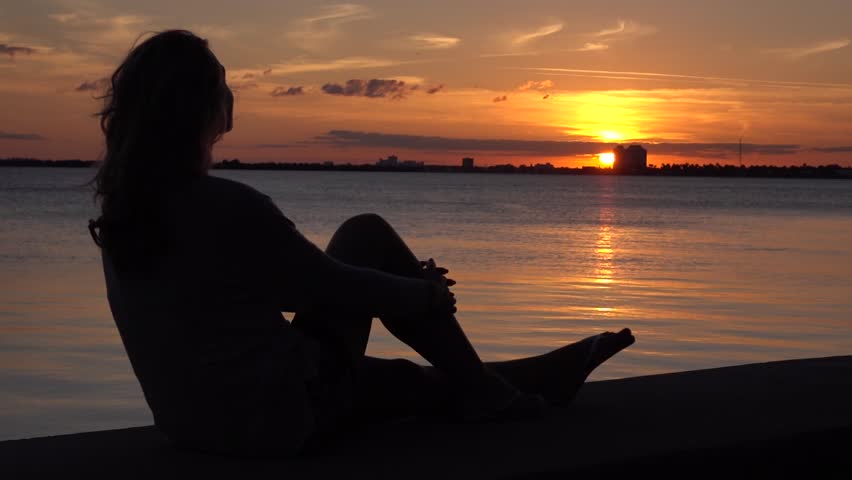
[98,174,426,456]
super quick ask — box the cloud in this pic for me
[766,38,850,60]
[577,42,609,52]
[48,12,150,32]
[302,3,371,24]
[576,20,655,52]
[322,79,413,99]
[0,131,44,140]
[311,130,801,158]
[0,44,35,58]
[811,146,852,153]
[187,24,236,41]
[47,11,152,56]
[230,82,258,91]
[593,20,657,39]
[409,34,461,49]
[518,80,553,91]
[493,95,508,102]
[519,67,852,90]
[74,77,108,92]
[270,86,305,96]
[255,144,291,148]
[266,57,401,75]
[512,23,563,45]
[287,4,372,51]
[480,51,543,58]
[426,84,444,94]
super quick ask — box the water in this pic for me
[1,167,851,441]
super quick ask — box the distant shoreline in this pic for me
[1,158,850,179]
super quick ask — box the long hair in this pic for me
[89,30,233,272]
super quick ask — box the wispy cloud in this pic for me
[593,20,657,39]
[230,82,258,92]
[287,4,372,51]
[572,20,656,52]
[409,34,461,50]
[811,146,852,153]
[480,51,542,58]
[512,23,563,45]
[270,86,305,97]
[312,130,800,158]
[74,77,108,92]
[576,42,609,52]
[188,24,237,41]
[48,11,152,56]
[518,80,553,91]
[322,79,414,99]
[519,67,852,90]
[426,84,444,94]
[766,38,850,60]
[0,131,44,140]
[255,143,291,149]
[266,57,401,75]
[48,12,150,30]
[303,3,372,24]
[0,44,35,58]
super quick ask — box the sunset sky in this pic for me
[1,0,851,167]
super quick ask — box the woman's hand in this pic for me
[421,258,457,316]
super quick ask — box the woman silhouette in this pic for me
[88,30,634,457]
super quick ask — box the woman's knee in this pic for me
[330,213,393,247]
[326,213,392,264]
[338,213,391,235]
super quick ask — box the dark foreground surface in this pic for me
[2,356,851,479]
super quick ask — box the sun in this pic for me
[598,152,615,168]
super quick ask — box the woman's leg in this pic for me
[316,213,489,386]
[294,213,633,417]
[291,213,491,420]
[314,214,635,404]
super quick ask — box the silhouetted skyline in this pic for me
[3,157,849,180]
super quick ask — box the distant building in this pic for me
[614,145,647,172]
[376,155,399,167]
[376,155,423,168]
[462,157,475,169]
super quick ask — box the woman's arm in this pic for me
[245,195,434,318]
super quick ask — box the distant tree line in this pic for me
[651,163,849,178]
[2,157,850,179]
[213,159,851,179]
[0,158,95,167]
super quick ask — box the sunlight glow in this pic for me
[598,152,615,167]
[599,130,624,141]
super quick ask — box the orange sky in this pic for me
[1,0,852,167]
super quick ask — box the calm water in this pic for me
[1,167,851,441]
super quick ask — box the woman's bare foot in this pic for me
[544,328,635,406]
[486,329,635,408]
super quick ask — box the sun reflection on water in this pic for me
[591,207,617,315]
